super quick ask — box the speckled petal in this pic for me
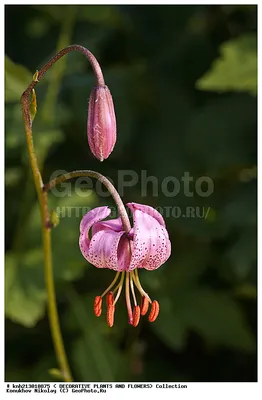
[87,229,128,270]
[117,234,132,269]
[127,204,171,271]
[79,206,111,260]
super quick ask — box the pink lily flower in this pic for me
[79,202,171,327]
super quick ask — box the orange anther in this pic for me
[107,305,115,327]
[106,291,114,306]
[132,305,141,327]
[94,296,102,317]
[141,296,149,316]
[148,300,160,322]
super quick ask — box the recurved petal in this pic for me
[79,206,111,259]
[126,206,171,271]
[117,234,132,269]
[92,217,123,236]
[80,206,111,234]
[87,229,128,271]
[126,202,166,227]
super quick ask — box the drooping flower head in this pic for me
[79,202,171,327]
[87,85,116,162]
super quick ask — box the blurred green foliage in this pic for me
[5,5,257,382]
[196,34,257,95]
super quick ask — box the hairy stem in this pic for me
[22,45,104,117]
[43,170,131,233]
[21,107,72,381]
[20,44,113,381]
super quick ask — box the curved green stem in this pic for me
[21,103,72,381]
[43,170,131,233]
[22,46,104,123]
[20,44,121,382]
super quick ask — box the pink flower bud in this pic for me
[87,85,117,161]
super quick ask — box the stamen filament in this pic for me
[101,271,120,298]
[130,273,137,306]
[132,270,152,303]
[112,279,122,294]
[113,271,125,305]
[125,272,133,324]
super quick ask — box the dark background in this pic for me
[5,5,257,382]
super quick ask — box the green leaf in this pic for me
[6,356,56,382]
[30,88,37,122]
[151,296,186,350]
[196,35,257,95]
[67,291,129,381]
[234,284,256,299]
[152,281,254,353]
[78,5,123,27]
[5,251,46,327]
[48,368,65,381]
[180,286,255,352]
[220,183,256,230]
[186,95,256,173]
[34,129,64,163]
[26,18,50,38]
[226,228,257,279]
[5,167,22,187]
[5,56,32,102]
[5,104,27,149]
[50,210,60,228]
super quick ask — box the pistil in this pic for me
[130,273,137,306]
[125,272,133,325]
